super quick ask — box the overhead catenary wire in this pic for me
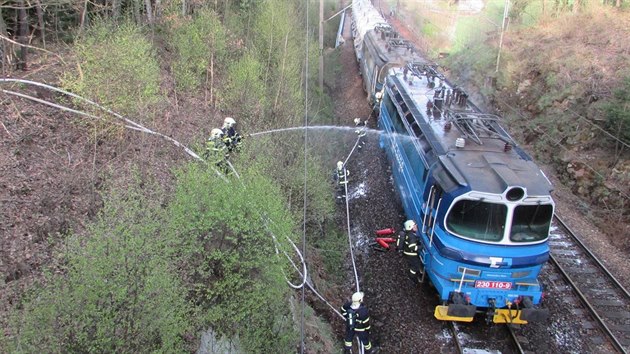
[300,0,310,352]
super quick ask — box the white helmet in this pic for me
[223,117,236,129]
[210,128,223,139]
[351,291,364,304]
[404,220,417,231]
[337,161,344,170]
[354,118,361,125]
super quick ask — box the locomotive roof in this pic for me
[386,67,553,197]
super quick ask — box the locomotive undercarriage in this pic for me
[434,291,549,324]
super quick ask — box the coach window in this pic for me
[446,199,507,242]
[510,204,553,242]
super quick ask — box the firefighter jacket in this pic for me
[397,230,419,256]
[335,167,349,185]
[221,127,242,152]
[340,302,370,332]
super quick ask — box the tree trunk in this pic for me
[17,0,28,70]
[133,0,142,25]
[273,33,289,113]
[154,0,162,19]
[34,0,45,47]
[144,0,154,25]
[112,0,121,21]
[210,53,214,105]
[0,7,8,74]
[79,0,88,33]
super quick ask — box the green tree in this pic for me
[166,160,299,353]
[62,20,161,117]
[170,8,227,101]
[219,53,267,121]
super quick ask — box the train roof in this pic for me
[385,67,553,197]
[362,29,427,68]
[351,0,388,42]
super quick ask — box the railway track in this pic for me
[548,214,630,353]
[448,320,525,353]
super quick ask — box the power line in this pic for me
[300,0,309,352]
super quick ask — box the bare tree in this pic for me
[112,0,121,20]
[0,6,9,74]
[17,0,28,70]
[144,0,154,24]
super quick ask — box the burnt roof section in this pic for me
[386,67,553,196]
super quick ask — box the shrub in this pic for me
[603,76,630,143]
[170,9,227,91]
[7,175,195,353]
[62,21,161,117]
[167,160,299,353]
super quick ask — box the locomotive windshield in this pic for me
[510,204,553,242]
[445,199,553,243]
[446,200,507,242]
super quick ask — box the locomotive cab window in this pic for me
[510,204,553,242]
[446,199,507,242]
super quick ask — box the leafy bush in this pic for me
[170,9,227,91]
[603,76,630,142]
[62,21,161,116]
[167,160,299,353]
[7,176,195,353]
[218,53,267,120]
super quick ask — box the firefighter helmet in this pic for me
[210,128,223,139]
[404,220,416,231]
[337,161,344,170]
[223,117,236,129]
[352,291,364,304]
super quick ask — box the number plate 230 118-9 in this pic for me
[474,280,512,290]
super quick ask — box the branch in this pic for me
[0,79,228,182]
[0,34,66,64]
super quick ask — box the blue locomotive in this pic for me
[351,0,554,323]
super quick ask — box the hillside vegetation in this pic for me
[1,1,345,352]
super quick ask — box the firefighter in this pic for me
[333,161,349,202]
[397,219,422,284]
[221,117,242,152]
[353,118,367,150]
[205,128,229,173]
[340,291,373,354]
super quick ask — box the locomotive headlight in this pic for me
[506,187,525,201]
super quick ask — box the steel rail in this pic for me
[505,325,525,354]
[554,214,630,300]
[448,321,464,354]
[548,253,627,353]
